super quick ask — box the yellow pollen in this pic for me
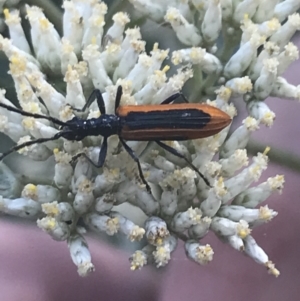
[153,43,158,51]
[39,18,50,30]
[46,218,56,230]
[26,183,37,192]
[263,147,271,156]
[3,9,9,19]
[162,65,170,73]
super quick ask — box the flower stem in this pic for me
[247,139,300,173]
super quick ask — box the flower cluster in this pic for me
[0,0,299,277]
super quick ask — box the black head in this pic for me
[59,116,85,141]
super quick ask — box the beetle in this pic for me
[0,85,231,192]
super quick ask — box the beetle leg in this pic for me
[160,92,189,105]
[155,140,211,187]
[119,138,151,193]
[97,137,108,167]
[115,85,123,112]
[70,89,106,115]
[70,152,96,166]
[70,137,108,167]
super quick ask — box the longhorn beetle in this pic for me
[0,86,231,192]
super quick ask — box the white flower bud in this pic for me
[233,175,284,208]
[21,119,59,150]
[145,216,169,246]
[253,0,277,23]
[171,207,202,232]
[110,211,145,241]
[27,73,66,118]
[153,153,175,172]
[99,43,122,75]
[0,89,23,123]
[73,178,94,214]
[271,77,300,101]
[16,136,52,161]
[185,241,214,265]
[218,205,277,225]
[153,235,177,267]
[202,0,222,43]
[172,48,222,74]
[270,14,300,50]
[222,151,269,202]
[82,3,107,49]
[253,58,279,100]
[68,234,95,277]
[220,117,259,158]
[0,116,27,142]
[211,217,251,238]
[277,42,299,75]
[225,76,253,94]
[0,35,41,69]
[135,188,159,215]
[64,140,83,156]
[225,235,245,251]
[53,150,73,189]
[0,196,41,217]
[72,157,93,193]
[26,5,61,73]
[200,180,225,216]
[0,162,22,198]
[160,189,178,216]
[22,183,60,203]
[4,9,31,54]
[244,235,280,277]
[95,193,115,213]
[64,66,86,109]
[224,33,265,78]
[188,216,211,239]
[152,68,193,104]
[165,7,202,46]
[106,12,130,43]
[93,168,122,195]
[249,43,279,81]
[219,149,249,178]
[193,136,220,169]
[161,167,197,201]
[220,0,233,21]
[127,0,166,22]
[274,0,300,23]
[129,245,155,271]
[82,44,112,91]
[37,216,70,241]
[257,18,281,38]
[125,53,152,93]
[247,101,276,127]
[42,201,75,223]
[113,39,145,82]
[233,0,259,24]
[62,1,84,55]
[84,212,119,236]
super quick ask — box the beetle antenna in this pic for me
[0,103,69,127]
[0,132,65,161]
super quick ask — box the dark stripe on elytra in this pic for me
[123,109,211,130]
